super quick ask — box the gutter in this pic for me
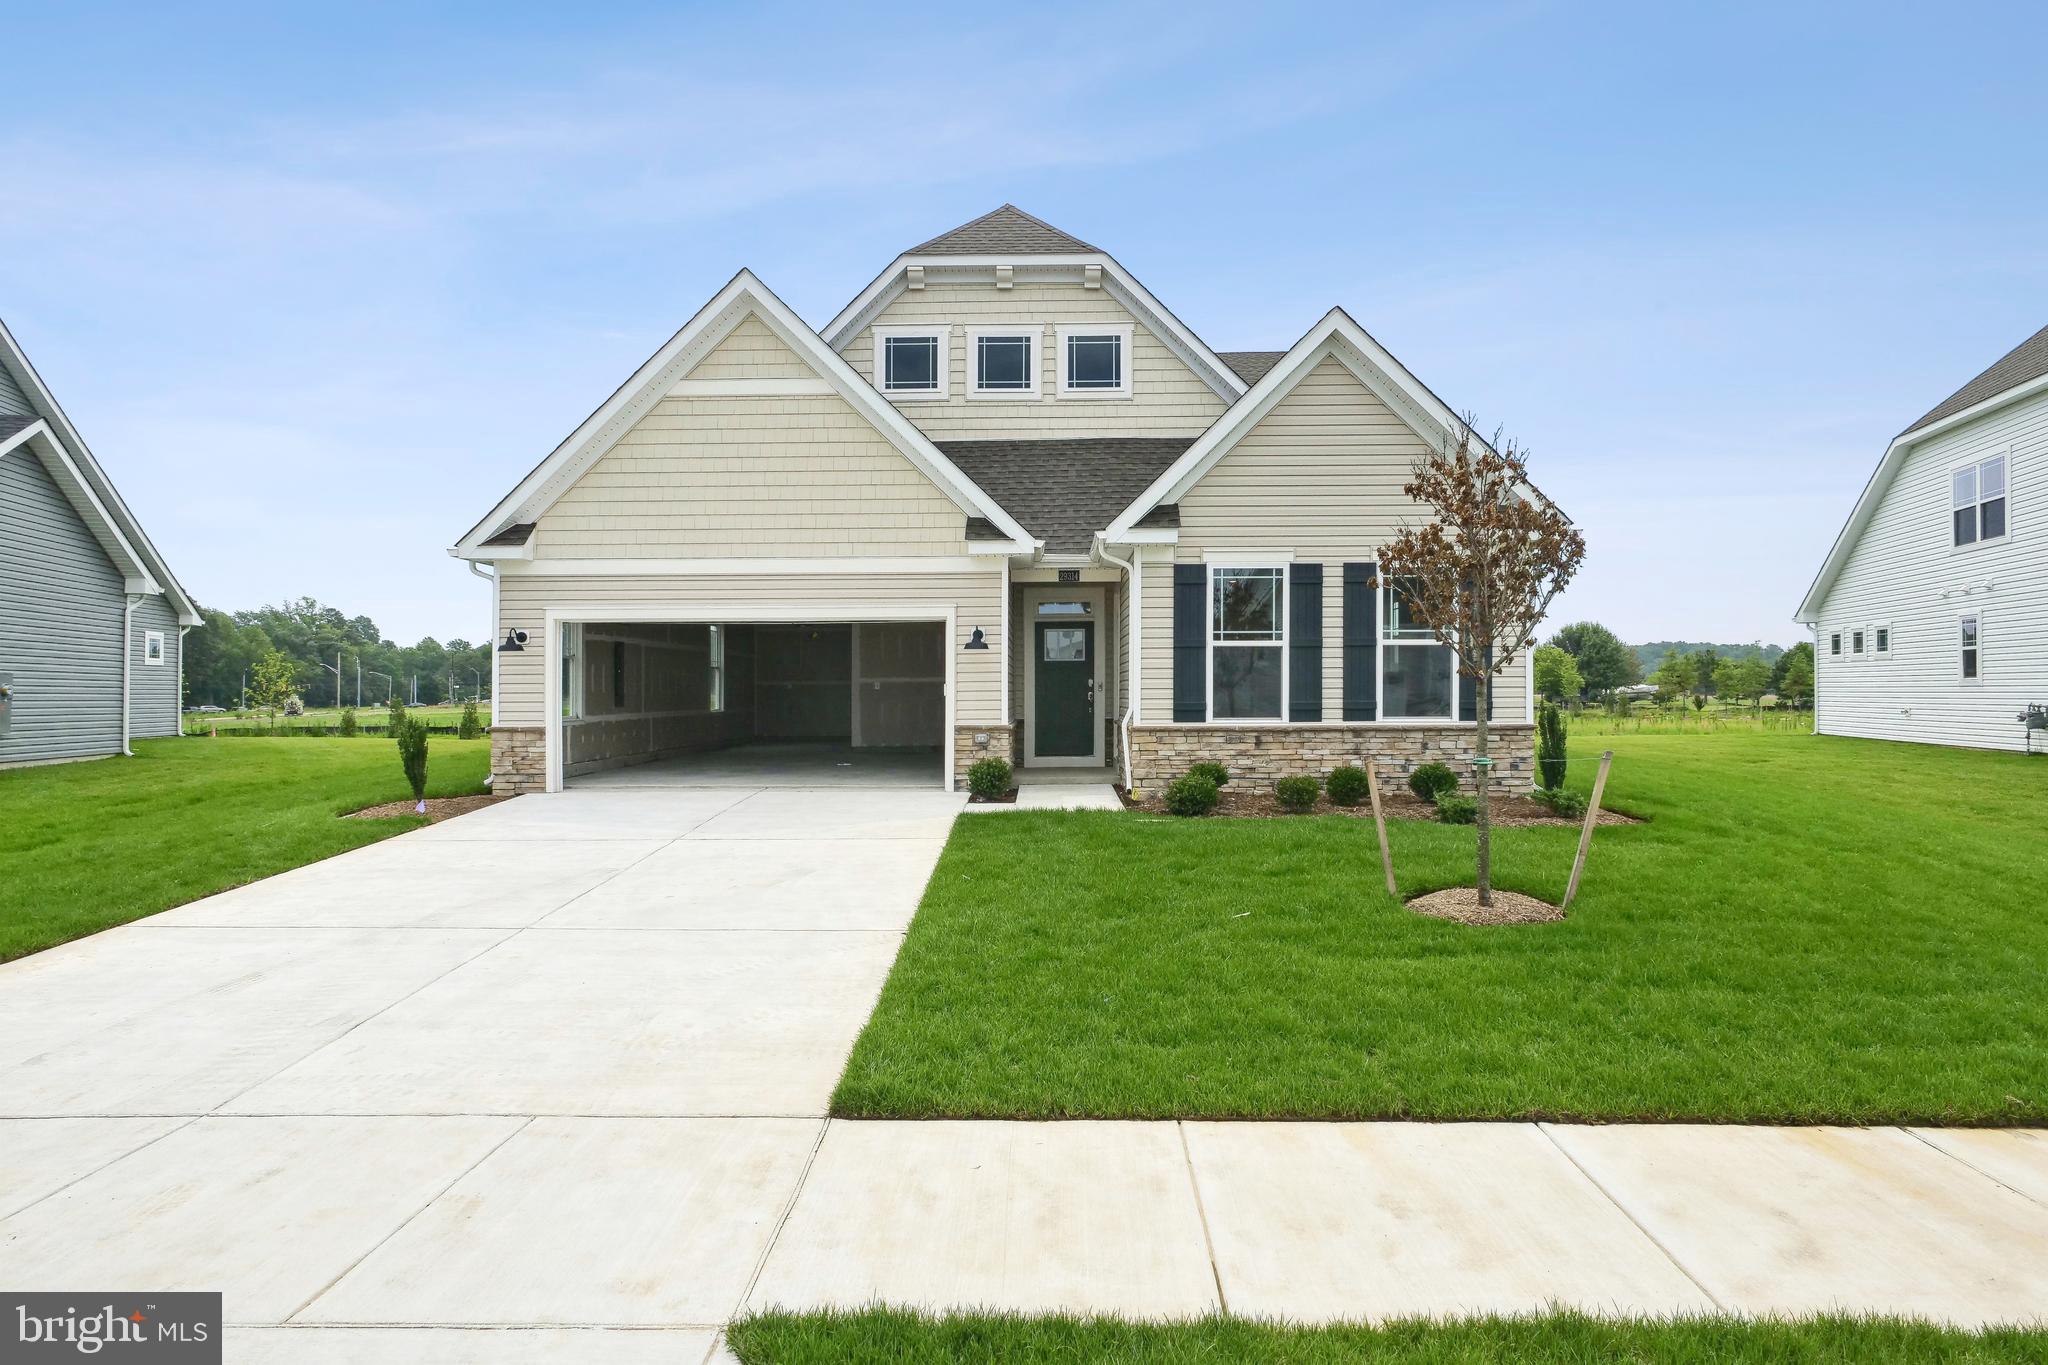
[121,593,142,755]
[1094,535,1140,793]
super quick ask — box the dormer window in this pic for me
[970,327,1038,398]
[875,326,947,399]
[1057,323,1133,398]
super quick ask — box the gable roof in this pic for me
[1105,307,1488,541]
[909,204,1098,255]
[1218,351,1286,385]
[0,316,201,624]
[451,270,1037,558]
[1902,321,2048,437]
[1796,319,2048,623]
[935,438,1195,554]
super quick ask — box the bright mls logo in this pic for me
[5,1294,220,1361]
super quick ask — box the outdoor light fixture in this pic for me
[964,627,989,650]
[499,629,529,652]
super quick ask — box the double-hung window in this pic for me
[1952,454,2008,547]
[1381,577,1456,719]
[875,326,947,398]
[1209,565,1285,719]
[970,327,1037,397]
[1960,615,1981,681]
[1057,323,1132,398]
[1829,631,1841,656]
[708,625,725,712]
[1851,629,1865,655]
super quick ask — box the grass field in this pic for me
[0,736,489,961]
[727,1308,2048,1363]
[1577,704,1814,736]
[832,730,2048,1124]
[182,703,488,735]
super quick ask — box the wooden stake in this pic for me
[1562,749,1613,910]
[1365,758,1397,898]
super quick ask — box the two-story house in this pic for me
[1797,322,2046,749]
[454,206,1535,793]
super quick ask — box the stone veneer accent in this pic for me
[953,720,1022,790]
[1127,724,1535,797]
[489,725,547,795]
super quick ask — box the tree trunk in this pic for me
[1475,672,1492,906]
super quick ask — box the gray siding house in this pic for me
[1,316,200,766]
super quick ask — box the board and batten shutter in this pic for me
[1288,563,1322,720]
[1342,562,1376,721]
[1172,563,1206,722]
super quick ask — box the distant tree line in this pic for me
[1534,622,1813,706]
[181,597,491,709]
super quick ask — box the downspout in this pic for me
[469,561,498,709]
[1096,535,1139,792]
[121,593,143,755]
[178,626,191,736]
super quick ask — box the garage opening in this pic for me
[558,621,946,788]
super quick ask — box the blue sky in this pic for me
[3,1,2042,648]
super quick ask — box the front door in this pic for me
[1034,621,1094,758]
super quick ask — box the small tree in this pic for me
[458,699,483,740]
[1536,701,1568,791]
[397,716,430,813]
[1776,642,1815,706]
[1547,621,1639,696]
[1532,644,1583,703]
[1650,652,1693,705]
[338,706,359,737]
[248,650,298,732]
[387,693,407,740]
[1375,422,1585,906]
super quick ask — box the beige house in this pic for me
[454,206,1533,794]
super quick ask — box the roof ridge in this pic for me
[908,204,1098,256]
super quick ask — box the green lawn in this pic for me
[728,1309,2048,1363]
[182,703,486,735]
[0,736,489,961]
[833,730,2048,1123]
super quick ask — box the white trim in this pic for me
[1020,583,1108,767]
[1958,611,1982,683]
[873,324,950,400]
[1055,322,1133,400]
[143,630,165,666]
[998,556,1010,725]
[966,324,1041,400]
[1205,563,1288,724]
[5,422,160,592]
[120,594,141,755]
[1115,527,1179,545]
[541,602,958,794]
[666,377,835,396]
[501,555,999,577]
[452,269,1035,556]
[1201,547,1294,564]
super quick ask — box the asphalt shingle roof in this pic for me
[909,205,1098,256]
[937,438,1195,553]
[1217,351,1286,386]
[1903,322,2048,436]
[481,522,535,547]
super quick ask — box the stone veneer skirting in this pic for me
[953,720,1022,790]
[1127,723,1535,796]
[489,725,547,795]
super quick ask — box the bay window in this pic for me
[1209,565,1285,719]
[1381,576,1456,719]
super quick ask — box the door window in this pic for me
[1043,627,1088,662]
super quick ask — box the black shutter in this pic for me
[1342,563,1376,721]
[1172,563,1206,722]
[1289,563,1322,721]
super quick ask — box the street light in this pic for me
[364,670,393,705]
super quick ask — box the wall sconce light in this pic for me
[498,629,529,652]
[963,627,989,650]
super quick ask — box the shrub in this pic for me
[1275,775,1319,812]
[1326,764,1370,807]
[1435,792,1478,824]
[338,707,359,737]
[459,699,484,740]
[1186,761,1230,788]
[397,717,430,805]
[1408,761,1459,801]
[387,696,407,741]
[966,756,1013,800]
[1536,700,1568,791]
[282,695,306,718]
[1164,772,1219,817]
[1533,785,1586,819]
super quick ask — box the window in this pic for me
[1829,632,1841,656]
[1851,629,1865,655]
[1057,323,1133,398]
[1382,577,1455,719]
[1874,625,1890,655]
[143,630,165,666]
[1042,627,1087,662]
[1209,565,1285,719]
[875,326,947,398]
[1036,600,1090,616]
[970,327,1037,397]
[559,623,584,719]
[1952,454,2009,547]
[1960,615,1980,680]
[708,625,725,713]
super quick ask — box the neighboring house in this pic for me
[0,316,201,766]
[454,206,1534,793]
[1797,322,2047,750]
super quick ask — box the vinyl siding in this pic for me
[0,445,126,762]
[494,568,1004,727]
[0,363,31,418]
[129,592,182,738]
[1813,387,2047,750]
[839,283,1228,439]
[1139,357,1529,724]
[688,314,814,381]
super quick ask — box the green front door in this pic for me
[1034,621,1094,758]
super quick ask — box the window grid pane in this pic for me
[883,335,938,390]
[1066,335,1122,389]
[975,335,1032,390]
[1212,569,1282,640]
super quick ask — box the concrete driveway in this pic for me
[0,786,963,1363]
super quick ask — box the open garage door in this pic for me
[556,619,946,790]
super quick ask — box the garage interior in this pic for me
[559,620,945,787]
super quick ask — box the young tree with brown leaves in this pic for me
[1375,423,1585,905]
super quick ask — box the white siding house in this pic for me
[1797,323,2048,751]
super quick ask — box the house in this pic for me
[453,206,1534,794]
[1796,322,2046,750]
[0,315,201,766]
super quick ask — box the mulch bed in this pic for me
[967,789,1019,804]
[1406,886,1565,926]
[345,794,513,824]
[1129,787,1639,826]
